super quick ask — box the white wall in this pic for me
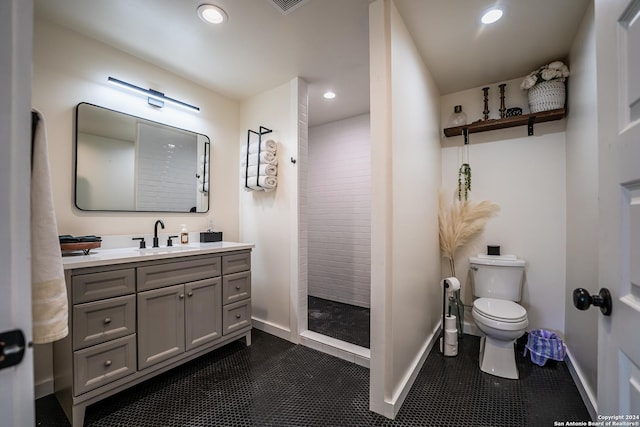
[441,78,567,334]
[33,18,240,239]
[369,0,443,418]
[308,114,371,308]
[76,133,135,210]
[565,2,598,405]
[239,78,305,341]
[32,17,240,396]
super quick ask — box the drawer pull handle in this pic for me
[103,317,111,324]
[104,360,112,367]
[235,285,241,290]
[179,294,184,299]
[235,314,241,319]
[188,291,193,297]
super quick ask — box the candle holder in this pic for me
[482,87,490,120]
[499,84,506,118]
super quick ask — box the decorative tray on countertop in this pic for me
[59,235,102,255]
[60,241,101,255]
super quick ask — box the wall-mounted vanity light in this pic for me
[107,76,200,112]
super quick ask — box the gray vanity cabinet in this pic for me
[55,249,252,427]
[185,278,223,350]
[137,277,222,369]
[137,284,185,369]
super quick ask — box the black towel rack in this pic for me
[244,126,272,190]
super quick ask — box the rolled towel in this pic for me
[243,175,277,191]
[241,151,277,166]
[243,164,277,178]
[242,139,277,155]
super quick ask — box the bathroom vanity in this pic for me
[53,242,253,427]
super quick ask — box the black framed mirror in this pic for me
[74,103,210,212]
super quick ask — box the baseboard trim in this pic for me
[382,322,440,419]
[564,348,597,420]
[299,330,370,367]
[251,318,292,342]
[35,379,53,399]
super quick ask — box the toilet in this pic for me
[469,254,528,379]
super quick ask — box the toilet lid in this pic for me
[473,298,527,322]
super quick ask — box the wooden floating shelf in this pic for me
[443,108,566,138]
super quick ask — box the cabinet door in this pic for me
[185,278,222,351]
[222,299,252,335]
[137,256,221,292]
[73,294,135,350]
[221,251,251,275]
[222,271,251,304]
[137,284,185,369]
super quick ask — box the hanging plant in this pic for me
[457,163,471,201]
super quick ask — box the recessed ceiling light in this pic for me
[197,4,227,25]
[481,9,503,24]
[323,91,336,99]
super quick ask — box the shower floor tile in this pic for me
[307,295,370,348]
[36,330,591,426]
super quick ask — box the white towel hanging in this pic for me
[31,110,69,344]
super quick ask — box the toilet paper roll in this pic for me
[444,343,458,356]
[443,277,460,292]
[444,330,458,345]
[444,315,457,331]
[440,338,458,357]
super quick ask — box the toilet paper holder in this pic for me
[440,278,461,356]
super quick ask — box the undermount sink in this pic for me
[136,245,197,255]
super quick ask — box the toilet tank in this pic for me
[469,255,526,301]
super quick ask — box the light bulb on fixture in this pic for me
[481,9,503,24]
[198,4,227,25]
[323,91,336,99]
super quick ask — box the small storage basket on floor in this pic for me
[524,329,566,366]
[527,80,566,113]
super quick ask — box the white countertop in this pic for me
[62,241,254,270]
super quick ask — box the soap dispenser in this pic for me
[180,224,189,244]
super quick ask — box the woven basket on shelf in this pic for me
[527,80,566,113]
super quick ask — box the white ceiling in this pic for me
[34,0,590,127]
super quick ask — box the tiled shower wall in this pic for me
[308,114,371,308]
[136,123,197,212]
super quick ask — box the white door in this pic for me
[596,0,640,417]
[0,0,35,426]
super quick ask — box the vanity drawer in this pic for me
[137,256,221,291]
[73,295,136,350]
[222,299,251,335]
[222,251,251,275]
[72,268,135,304]
[222,271,251,304]
[73,334,136,396]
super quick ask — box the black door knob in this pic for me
[572,288,612,316]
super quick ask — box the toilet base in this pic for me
[478,335,519,379]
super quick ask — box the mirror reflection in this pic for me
[75,103,209,212]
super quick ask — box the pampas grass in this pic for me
[439,190,500,276]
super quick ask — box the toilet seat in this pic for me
[473,298,527,323]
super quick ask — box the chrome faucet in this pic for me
[153,219,165,248]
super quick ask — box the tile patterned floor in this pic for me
[36,330,591,426]
[307,296,370,348]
